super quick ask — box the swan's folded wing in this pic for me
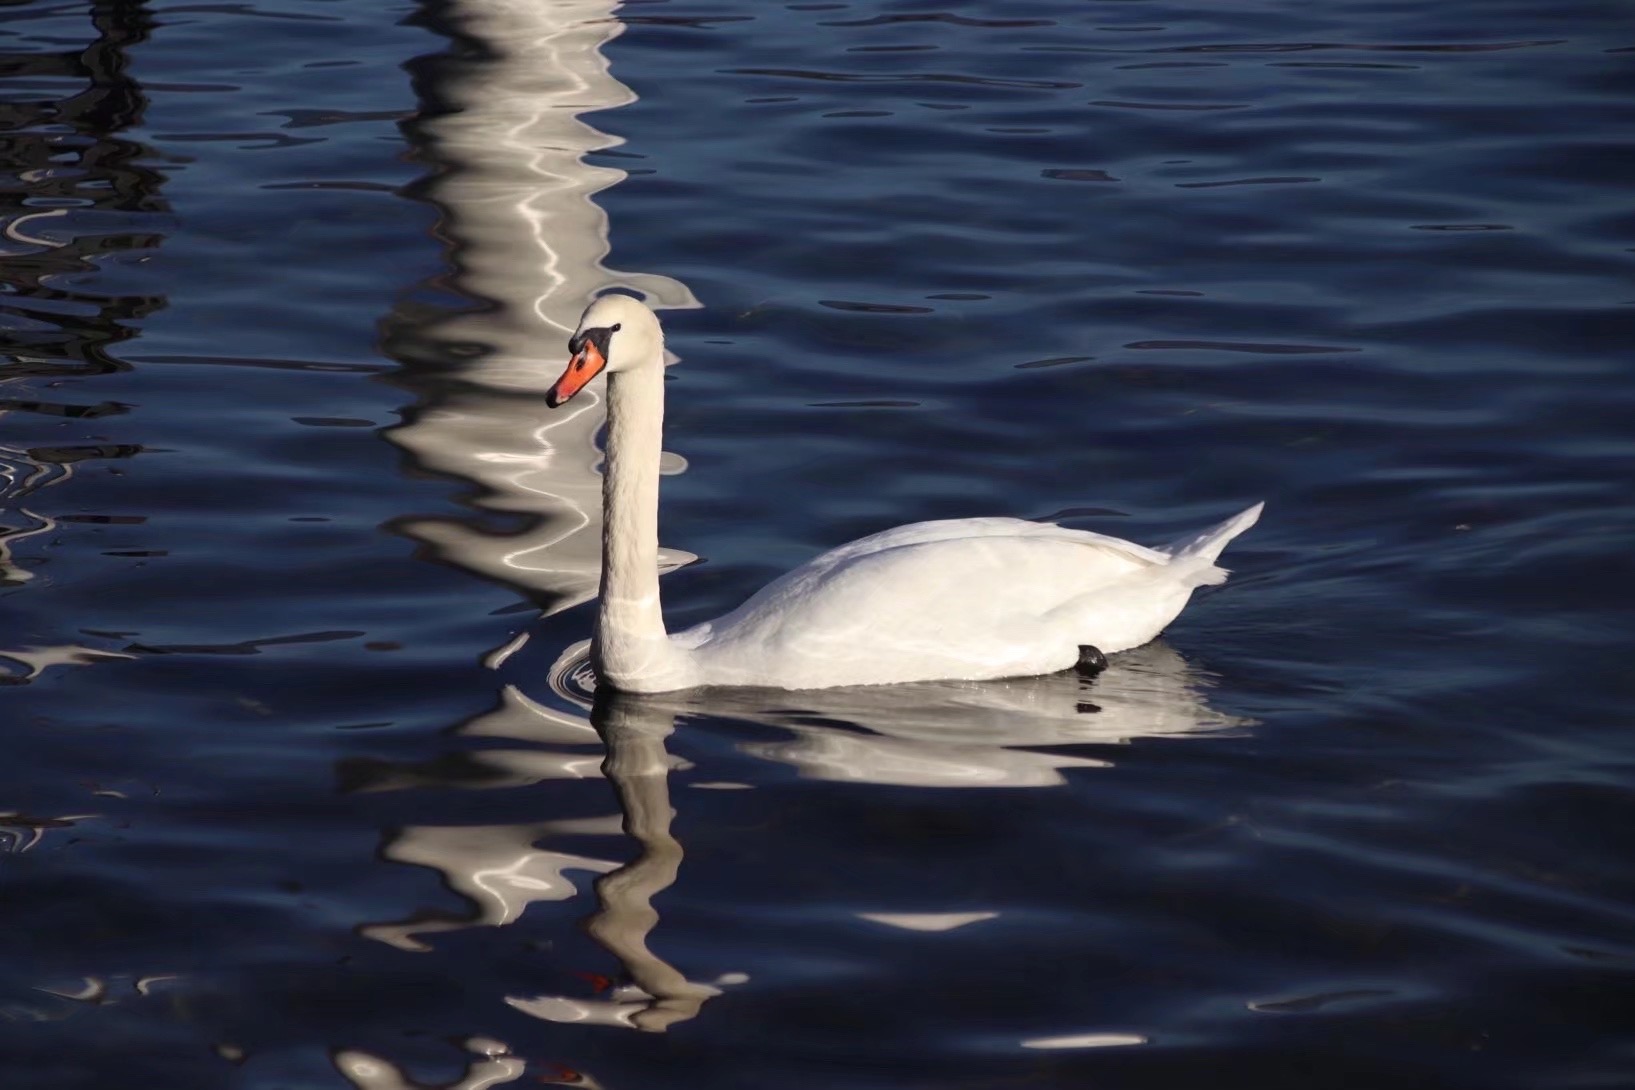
[667,511,1259,688]
[681,528,1158,678]
[672,519,1168,651]
[799,517,1168,573]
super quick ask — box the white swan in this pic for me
[547,294,1262,693]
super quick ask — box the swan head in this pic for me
[547,294,664,407]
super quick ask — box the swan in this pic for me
[546,294,1261,693]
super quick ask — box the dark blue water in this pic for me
[4,0,1634,1086]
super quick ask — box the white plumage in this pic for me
[547,295,1260,693]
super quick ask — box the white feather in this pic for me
[552,296,1261,693]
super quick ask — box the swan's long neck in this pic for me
[595,357,689,689]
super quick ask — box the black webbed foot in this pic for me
[1075,645,1108,676]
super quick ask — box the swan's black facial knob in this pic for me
[567,325,615,364]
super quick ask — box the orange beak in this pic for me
[546,341,606,407]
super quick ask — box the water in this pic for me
[3,0,1633,1086]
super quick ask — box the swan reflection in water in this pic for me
[351,642,1246,1053]
[507,688,726,1033]
[554,638,1248,788]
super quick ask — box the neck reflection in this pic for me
[532,689,721,1032]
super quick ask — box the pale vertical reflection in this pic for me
[354,685,619,953]
[356,0,708,990]
[353,687,728,1031]
[0,451,60,586]
[390,0,698,611]
[508,692,725,1032]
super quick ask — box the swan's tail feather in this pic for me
[1160,502,1263,588]
[1162,502,1263,562]
[1191,564,1230,587]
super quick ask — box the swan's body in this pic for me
[549,295,1261,694]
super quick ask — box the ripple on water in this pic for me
[2,0,1633,1086]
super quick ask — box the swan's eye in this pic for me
[611,323,621,333]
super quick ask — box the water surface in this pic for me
[3,0,1634,1087]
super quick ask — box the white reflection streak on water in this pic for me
[0,643,135,683]
[360,821,618,952]
[1,812,97,854]
[357,685,629,951]
[359,685,730,1029]
[0,445,65,587]
[1021,1032,1148,1049]
[336,1038,532,1090]
[857,911,1000,932]
[389,0,697,613]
